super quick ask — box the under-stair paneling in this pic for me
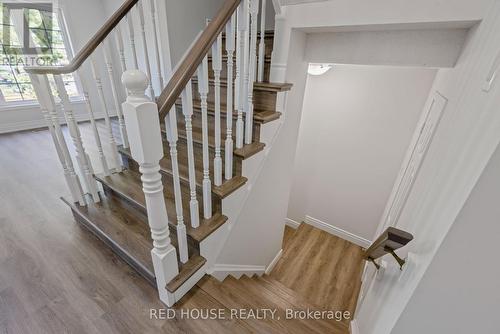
[214,30,308,275]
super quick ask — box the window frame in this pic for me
[0,5,84,109]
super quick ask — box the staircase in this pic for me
[25,0,295,307]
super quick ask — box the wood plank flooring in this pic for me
[271,224,365,317]
[0,125,361,333]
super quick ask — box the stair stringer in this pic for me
[201,117,284,281]
[202,83,306,282]
[162,98,287,299]
[205,30,309,282]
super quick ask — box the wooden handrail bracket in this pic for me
[365,227,413,269]
[25,0,139,75]
[157,0,242,119]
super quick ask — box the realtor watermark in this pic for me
[150,308,351,322]
[1,1,62,66]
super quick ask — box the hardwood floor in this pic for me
[271,224,365,318]
[0,126,360,333]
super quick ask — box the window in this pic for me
[0,4,81,105]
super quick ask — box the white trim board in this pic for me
[265,249,283,275]
[285,218,301,229]
[209,264,266,281]
[350,319,361,334]
[210,248,283,281]
[304,215,371,248]
[0,111,111,134]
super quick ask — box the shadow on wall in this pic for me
[287,64,436,243]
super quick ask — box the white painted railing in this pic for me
[26,0,268,307]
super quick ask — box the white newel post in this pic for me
[225,14,236,180]
[121,70,179,306]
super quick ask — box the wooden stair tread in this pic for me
[118,146,249,199]
[213,176,248,199]
[167,255,206,293]
[161,123,266,160]
[175,99,282,124]
[191,76,293,92]
[61,194,156,286]
[208,54,271,62]
[234,142,265,158]
[95,170,228,244]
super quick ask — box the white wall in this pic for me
[270,1,500,333]
[305,28,469,68]
[355,2,500,333]
[288,65,436,242]
[165,0,275,67]
[390,139,500,333]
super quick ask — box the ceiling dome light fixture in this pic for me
[308,63,333,76]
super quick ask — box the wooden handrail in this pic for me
[157,0,242,119]
[25,0,139,75]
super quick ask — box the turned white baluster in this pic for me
[90,57,122,172]
[197,57,212,219]
[30,73,85,206]
[234,7,241,146]
[245,0,259,144]
[83,89,110,176]
[126,12,139,69]
[237,0,249,149]
[137,2,155,99]
[225,15,236,180]
[212,33,223,186]
[257,0,266,82]
[54,75,100,203]
[149,0,164,89]
[103,42,129,149]
[181,82,200,228]
[165,111,189,263]
[121,70,179,306]
[115,24,127,73]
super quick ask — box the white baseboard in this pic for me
[305,215,371,248]
[209,264,266,281]
[265,249,283,275]
[350,319,360,334]
[0,111,108,134]
[285,218,301,229]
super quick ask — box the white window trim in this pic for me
[0,6,84,110]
